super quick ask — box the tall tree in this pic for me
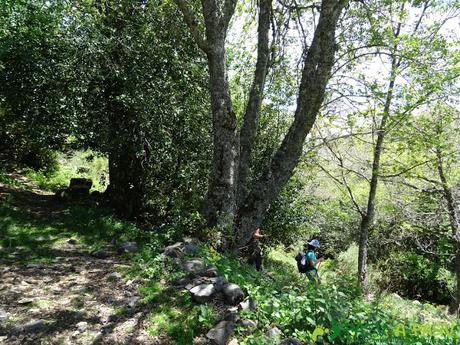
[175,0,348,249]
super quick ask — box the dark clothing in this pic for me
[248,239,263,271]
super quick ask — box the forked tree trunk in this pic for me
[235,0,348,248]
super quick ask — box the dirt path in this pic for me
[0,174,158,345]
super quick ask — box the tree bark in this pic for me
[436,148,460,315]
[237,0,272,209]
[200,0,239,240]
[234,0,348,249]
[357,56,397,288]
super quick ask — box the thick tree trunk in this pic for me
[234,0,348,249]
[201,1,239,242]
[237,0,272,209]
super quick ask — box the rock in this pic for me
[209,276,227,292]
[239,298,257,311]
[206,321,235,345]
[24,320,46,333]
[279,338,302,345]
[190,283,216,303]
[127,296,141,308]
[0,311,9,323]
[266,326,282,339]
[164,242,184,259]
[67,238,78,245]
[120,241,138,253]
[106,272,122,281]
[224,310,240,323]
[228,339,239,345]
[172,277,192,287]
[91,249,109,259]
[238,319,257,329]
[195,266,220,278]
[69,178,92,197]
[183,258,206,273]
[26,263,44,269]
[17,298,34,304]
[222,283,244,305]
[76,321,88,332]
[183,243,199,255]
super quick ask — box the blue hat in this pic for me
[309,239,320,248]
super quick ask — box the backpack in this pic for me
[295,251,314,273]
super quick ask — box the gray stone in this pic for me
[183,258,205,273]
[183,243,199,255]
[172,277,192,287]
[24,320,46,333]
[206,321,235,345]
[91,249,109,259]
[196,266,220,278]
[279,338,302,345]
[76,321,88,332]
[209,276,227,292]
[222,283,245,305]
[26,263,44,269]
[164,242,184,259]
[0,311,8,323]
[238,319,257,329]
[106,272,122,281]
[190,283,216,303]
[120,241,138,253]
[266,326,282,339]
[224,311,240,323]
[239,298,257,311]
[67,238,78,245]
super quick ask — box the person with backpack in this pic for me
[295,239,323,284]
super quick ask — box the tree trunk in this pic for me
[436,148,460,315]
[201,1,239,243]
[237,0,272,209]
[357,58,397,288]
[234,0,348,249]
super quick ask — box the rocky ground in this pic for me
[0,175,159,345]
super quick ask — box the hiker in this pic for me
[248,228,265,271]
[295,239,323,283]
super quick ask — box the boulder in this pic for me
[266,326,282,339]
[23,320,46,334]
[238,319,257,329]
[239,298,257,311]
[183,258,206,273]
[195,266,220,278]
[190,283,216,303]
[164,242,184,259]
[206,321,235,345]
[209,276,227,292]
[120,241,138,253]
[222,283,244,305]
[183,243,199,255]
[91,249,109,259]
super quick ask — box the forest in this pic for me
[0,0,459,344]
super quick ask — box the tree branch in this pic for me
[174,0,208,53]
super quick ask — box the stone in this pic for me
[183,258,206,273]
[266,326,282,339]
[164,242,184,259]
[120,241,138,253]
[195,266,220,278]
[0,311,9,323]
[279,338,302,345]
[239,298,257,311]
[222,283,244,305]
[228,339,239,345]
[91,249,109,259]
[26,263,44,269]
[183,243,199,255]
[76,321,88,332]
[206,321,235,345]
[24,320,46,333]
[238,319,257,329]
[17,298,34,304]
[107,272,122,281]
[69,178,92,196]
[172,277,192,287]
[224,311,240,323]
[67,238,78,245]
[190,283,216,303]
[209,276,227,292]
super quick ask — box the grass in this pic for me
[2,170,460,345]
[25,149,109,192]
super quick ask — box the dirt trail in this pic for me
[0,174,159,345]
